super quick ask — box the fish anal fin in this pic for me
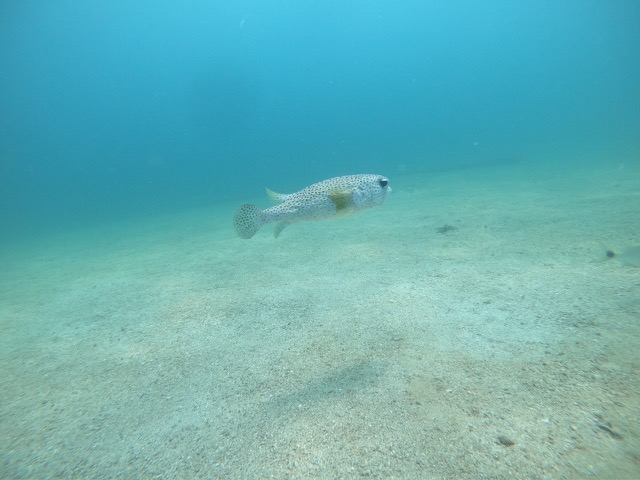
[273,222,289,238]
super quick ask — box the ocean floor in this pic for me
[1,159,639,479]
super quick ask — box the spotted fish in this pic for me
[233,174,391,239]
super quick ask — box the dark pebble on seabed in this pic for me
[497,435,516,447]
[606,250,616,258]
[437,224,457,234]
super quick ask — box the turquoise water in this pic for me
[1,2,639,479]
[1,1,639,240]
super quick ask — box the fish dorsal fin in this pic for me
[265,188,290,203]
[328,189,354,213]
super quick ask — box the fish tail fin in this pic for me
[233,204,263,239]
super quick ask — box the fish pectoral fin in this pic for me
[328,189,354,213]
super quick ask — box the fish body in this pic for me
[233,174,391,239]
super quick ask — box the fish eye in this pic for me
[379,178,388,188]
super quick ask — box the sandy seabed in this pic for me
[1,159,639,479]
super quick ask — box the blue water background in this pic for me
[1,0,639,239]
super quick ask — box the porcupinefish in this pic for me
[233,174,391,239]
